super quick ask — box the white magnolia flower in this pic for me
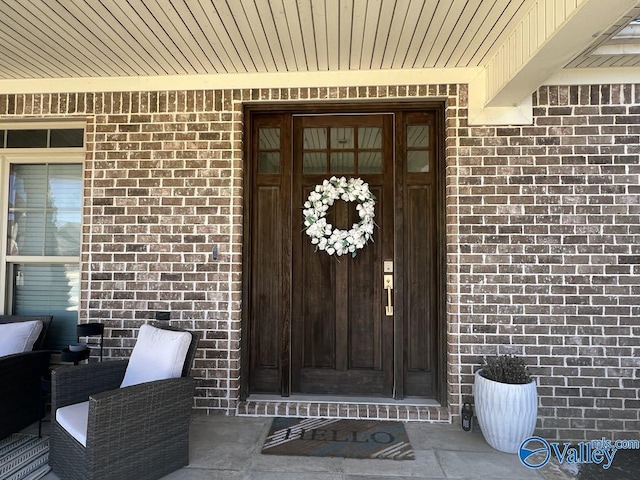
[302,176,377,258]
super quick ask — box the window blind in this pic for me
[7,162,82,351]
[13,264,79,350]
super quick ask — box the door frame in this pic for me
[240,100,448,406]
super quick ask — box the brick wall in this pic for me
[454,84,640,441]
[83,90,244,413]
[0,82,638,442]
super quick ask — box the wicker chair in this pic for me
[0,315,52,440]
[50,324,200,480]
[0,315,52,350]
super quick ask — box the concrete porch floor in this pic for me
[35,414,578,480]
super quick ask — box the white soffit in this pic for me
[0,0,639,127]
[484,0,640,107]
[591,23,640,55]
[469,0,640,125]
[0,0,535,80]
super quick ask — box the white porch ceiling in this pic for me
[1,0,640,109]
[2,0,546,77]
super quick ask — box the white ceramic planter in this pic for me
[474,369,538,454]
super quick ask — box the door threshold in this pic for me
[247,393,441,407]
[238,396,450,422]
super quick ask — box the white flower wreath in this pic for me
[302,176,376,257]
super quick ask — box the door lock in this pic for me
[384,274,393,316]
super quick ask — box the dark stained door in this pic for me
[291,114,394,395]
[244,106,442,400]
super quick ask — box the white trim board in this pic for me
[0,68,480,95]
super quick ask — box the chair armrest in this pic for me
[0,350,51,440]
[51,360,128,411]
[85,377,195,451]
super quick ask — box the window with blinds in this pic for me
[12,264,80,350]
[5,162,82,350]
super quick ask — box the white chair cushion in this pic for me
[56,401,89,447]
[0,320,43,357]
[120,324,192,388]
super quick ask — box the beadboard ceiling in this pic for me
[1,0,640,106]
[3,0,540,77]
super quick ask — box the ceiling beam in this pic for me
[484,0,640,108]
[0,67,479,95]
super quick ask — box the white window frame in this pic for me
[0,126,85,316]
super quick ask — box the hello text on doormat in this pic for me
[261,417,415,460]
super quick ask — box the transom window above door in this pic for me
[302,126,383,174]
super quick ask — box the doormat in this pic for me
[0,434,50,480]
[261,417,415,460]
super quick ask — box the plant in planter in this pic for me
[474,355,538,454]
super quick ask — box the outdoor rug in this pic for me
[261,417,415,460]
[0,434,50,480]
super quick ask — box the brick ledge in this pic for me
[237,400,450,422]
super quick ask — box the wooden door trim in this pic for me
[392,112,405,400]
[433,105,447,406]
[241,101,447,406]
[242,100,445,117]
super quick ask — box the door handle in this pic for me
[384,274,393,316]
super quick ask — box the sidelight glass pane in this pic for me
[303,152,327,174]
[303,128,327,149]
[331,127,354,149]
[358,127,382,149]
[407,150,430,172]
[258,152,280,173]
[407,125,429,147]
[330,152,354,174]
[258,128,281,173]
[258,128,280,149]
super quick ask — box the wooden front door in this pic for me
[243,104,443,401]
